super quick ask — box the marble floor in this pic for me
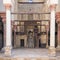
[0,48,60,60]
[0,48,60,57]
[12,48,48,57]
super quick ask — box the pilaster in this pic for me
[57,23,60,50]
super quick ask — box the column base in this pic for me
[48,46,56,56]
[4,46,12,56]
[46,44,49,48]
[1,47,5,53]
[56,45,60,51]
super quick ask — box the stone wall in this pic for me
[14,35,27,48]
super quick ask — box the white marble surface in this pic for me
[0,48,60,58]
[12,48,48,57]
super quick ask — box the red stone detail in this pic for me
[0,12,6,23]
[56,12,60,22]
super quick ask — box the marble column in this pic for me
[57,23,60,50]
[3,22,6,47]
[4,4,12,56]
[14,25,17,48]
[49,5,56,56]
[46,25,49,48]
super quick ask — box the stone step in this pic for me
[0,57,58,60]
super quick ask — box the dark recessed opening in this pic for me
[20,39,24,47]
[39,39,41,48]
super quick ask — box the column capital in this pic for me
[46,25,49,31]
[13,25,17,32]
[2,19,6,24]
[50,4,56,11]
[4,4,11,10]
